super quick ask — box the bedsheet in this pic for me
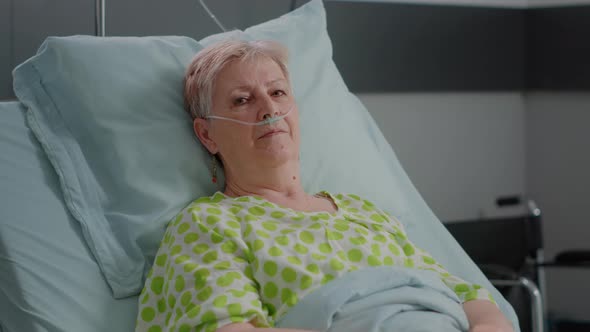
[277,266,470,332]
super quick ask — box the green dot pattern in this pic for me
[136,191,494,331]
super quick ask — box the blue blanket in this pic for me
[276,266,470,332]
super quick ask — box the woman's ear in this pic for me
[193,118,218,154]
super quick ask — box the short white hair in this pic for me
[183,39,290,121]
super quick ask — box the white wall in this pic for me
[358,92,527,222]
[526,92,590,321]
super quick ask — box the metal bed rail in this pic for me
[491,277,545,332]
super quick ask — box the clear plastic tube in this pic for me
[206,106,293,126]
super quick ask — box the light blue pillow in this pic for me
[14,35,211,298]
[0,101,137,332]
[12,5,516,329]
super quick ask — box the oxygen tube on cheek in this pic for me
[205,105,294,126]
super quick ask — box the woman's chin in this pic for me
[255,146,298,167]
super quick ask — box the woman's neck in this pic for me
[222,162,338,214]
[222,162,307,203]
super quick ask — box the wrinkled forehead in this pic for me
[216,56,290,91]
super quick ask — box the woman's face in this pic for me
[195,56,300,171]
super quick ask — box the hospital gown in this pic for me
[136,192,494,332]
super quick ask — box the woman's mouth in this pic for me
[259,130,286,139]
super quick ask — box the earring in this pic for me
[211,154,217,184]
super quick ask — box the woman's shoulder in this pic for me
[171,192,233,221]
[189,191,229,206]
[167,192,247,232]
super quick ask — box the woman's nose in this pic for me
[258,95,280,120]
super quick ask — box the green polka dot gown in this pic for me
[136,192,493,332]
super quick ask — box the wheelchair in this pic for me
[444,197,590,332]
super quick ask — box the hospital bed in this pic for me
[0,0,520,331]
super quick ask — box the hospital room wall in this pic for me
[0,0,12,101]
[518,9,590,321]
[358,92,527,222]
[525,92,590,321]
[0,0,96,100]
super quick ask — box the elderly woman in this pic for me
[136,40,513,332]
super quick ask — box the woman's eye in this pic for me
[233,97,249,106]
[272,90,286,97]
